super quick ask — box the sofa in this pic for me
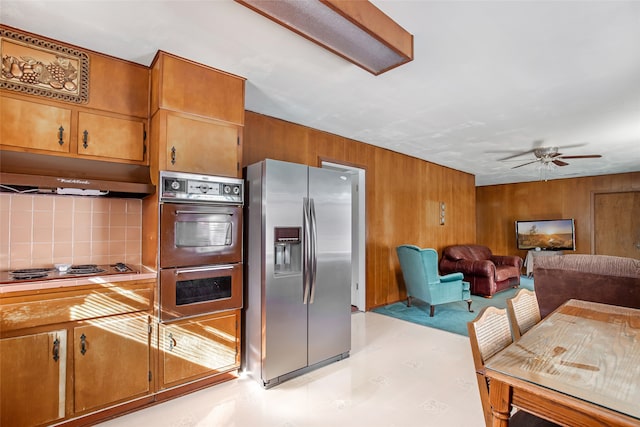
[533,254,640,318]
[439,244,522,297]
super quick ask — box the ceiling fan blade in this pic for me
[499,149,536,161]
[557,154,602,159]
[558,143,589,150]
[511,160,540,169]
[552,159,569,167]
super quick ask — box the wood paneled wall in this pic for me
[243,111,476,309]
[476,172,640,261]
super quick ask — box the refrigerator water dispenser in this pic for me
[274,227,301,275]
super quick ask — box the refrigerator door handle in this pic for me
[303,197,311,304]
[309,198,318,304]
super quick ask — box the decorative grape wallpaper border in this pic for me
[0,28,89,103]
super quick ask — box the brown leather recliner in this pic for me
[439,245,522,297]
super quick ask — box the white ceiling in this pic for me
[3,0,640,186]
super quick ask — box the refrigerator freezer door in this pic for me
[307,167,352,365]
[262,160,309,382]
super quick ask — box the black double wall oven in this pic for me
[159,171,243,322]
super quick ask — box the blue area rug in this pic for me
[372,276,535,336]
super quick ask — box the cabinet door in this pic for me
[0,96,71,153]
[78,112,145,162]
[159,310,239,388]
[153,52,244,124]
[73,313,150,414]
[165,113,239,176]
[1,330,67,426]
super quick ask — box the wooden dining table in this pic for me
[484,299,640,427]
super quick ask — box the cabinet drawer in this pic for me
[0,280,154,332]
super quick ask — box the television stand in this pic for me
[524,250,563,277]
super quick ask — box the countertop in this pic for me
[0,265,157,295]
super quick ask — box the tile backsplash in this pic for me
[0,193,142,270]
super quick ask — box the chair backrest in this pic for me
[420,247,440,284]
[396,245,440,300]
[443,244,492,262]
[467,306,513,427]
[506,288,541,340]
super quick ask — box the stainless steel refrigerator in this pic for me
[245,159,352,388]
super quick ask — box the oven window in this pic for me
[175,221,232,247]
[175,276,232,305]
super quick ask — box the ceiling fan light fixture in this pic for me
[537,158,557,181]
[235,0,414,75]
[533,146,559,158]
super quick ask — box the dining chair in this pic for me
[467,306,558,427]
[506,288,541,340]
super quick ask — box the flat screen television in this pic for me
[515,219,576,251]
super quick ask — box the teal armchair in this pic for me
[396,245,473,317]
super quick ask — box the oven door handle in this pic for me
[174,265,235,275]
[174,210,234,216]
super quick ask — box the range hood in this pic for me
[0,151,155,197]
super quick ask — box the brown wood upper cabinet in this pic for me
[1,95,72,153]
[150,51,245,177]
[0,27,149,165]
[151,110,240,177]
[1,94,147,164]
[151,51,245,124]
[77,111,145,162]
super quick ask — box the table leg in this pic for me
[489,378,512,427]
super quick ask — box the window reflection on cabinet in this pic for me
[158,310,240,389]
[73,313,151,413]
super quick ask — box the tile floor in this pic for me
[98,312,485,427]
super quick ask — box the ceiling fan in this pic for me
[501,145,602,169]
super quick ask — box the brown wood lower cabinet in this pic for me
[0,282,241,426]
[1,313,152,425]
[73,313,151,414]
[0,280,155,426]
[1,329,67,427]
[159,309,240,389]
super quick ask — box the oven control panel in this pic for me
[160,171,243,205]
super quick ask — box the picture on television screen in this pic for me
[515,219,575,251]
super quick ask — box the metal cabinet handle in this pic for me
[52,337,60,362]
[168,333,177,351]
[58,126,64,146]
[80,333,87,355]
[82,130,88,149]
[171,146,176,165]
